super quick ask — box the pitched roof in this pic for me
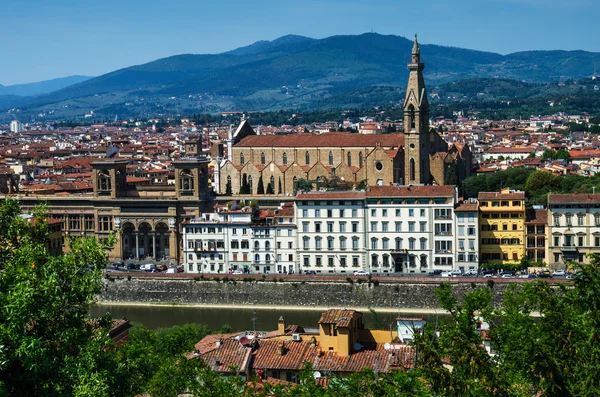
[252,340,319,371]
[525,208,548,224]
[478,191,525,200]
[366,185,455,198]
[318,309,357,328]
[455,202,478,212]
[548,193,600,204]
[236,132,404,148]
[296,191,366,200]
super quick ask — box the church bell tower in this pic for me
[403,34,431,185]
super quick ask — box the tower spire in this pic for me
[412,33,420,63]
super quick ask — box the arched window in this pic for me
[270,176,275,190]
[266,254,271,262]
[410,158,415,181]
[408,105,415,129]
[248,176,253,193]
[347,152,352,166]
[359,152,363,169]
[265,241,270,250]
[240,153,245,165]
[255,254,260,262]
[282,152,287,165]
[255,241,260,250]
[97,170,111,191]
[261,152,265,164]
[293,176,298,193]
[328,151,333,166]
[305,151,310,165]
[179,169,194,191]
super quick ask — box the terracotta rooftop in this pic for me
[296,192,366,200]
[478,191,525,200]
[318,309,357,328]
[236,132,404,148]
[455,202,478,212]
[525,208,548,224]
[366,185,455,198]
[548,193,600,204]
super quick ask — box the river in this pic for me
[90,304,446,332]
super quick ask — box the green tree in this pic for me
[257,176,265,194]
[295,178,314,192]
[240,174,249,194]
[445,162,458,185]
[266,182,274,195]
[277,177,282,195]
[0,199,120,396]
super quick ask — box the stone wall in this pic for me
[100,275,514,310]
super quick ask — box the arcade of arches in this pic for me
[121,221,173,260]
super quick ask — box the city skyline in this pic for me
[2,0,599,86]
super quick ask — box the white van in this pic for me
[140,263,155,272]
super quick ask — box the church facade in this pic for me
[218,35,471,196]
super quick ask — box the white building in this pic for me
[182,202,293,274]
[454,200,479,272]
[295,192,367,274]
[366,185,457,274]
[273,203,297,274]
[295,185,457,275]
[547,193,600,268]
[10,120,23,133]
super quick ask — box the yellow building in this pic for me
[478,188,526,265]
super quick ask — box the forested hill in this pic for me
[4,33,600,121]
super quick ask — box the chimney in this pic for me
[278,315,286,335]
[216,337,223,347]
[277,341,287,356]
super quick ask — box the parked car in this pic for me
[501,274,514,279]
[463,269,478,276]
[112,261,125,268]
[552,270,567,277]
[538,270,552,278]
[353,270,370,276]
[304,270,317,275]
[126,263,137,270]
[232,270,244,275]
[427,269,442,277]
[450,270,462,277]
[483,274,495,278]
[165,268,177,274]
[527,274,539,279]
[140,263,156,272]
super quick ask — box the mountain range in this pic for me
[3,33,600,121]
[0,75,93,97]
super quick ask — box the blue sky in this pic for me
[1,0,597,85]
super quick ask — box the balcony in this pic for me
[435,249,453,254]
[435,215,452,220]
[434,231,453,236]
[561,245,577,252]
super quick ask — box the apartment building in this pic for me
[478,189,526,265]
[454,201,479,272]
[295,185,457,275]
[182,203,296,274]
[525,208,547,263]
[547,194,600,268]
[295,192,367,274]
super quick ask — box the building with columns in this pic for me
[6,156,213,264]
[217,35,471,197]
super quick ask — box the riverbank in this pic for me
[100,274,519,310]
[94,300,451,315]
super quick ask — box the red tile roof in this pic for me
[236,132,404,148]
[252,340,319,371]
[478,191,525,200]
[455,202,478,212]
[366,185,455,198]
[548,193,600,204]
[318,309,357,328]
[296,192,366,200]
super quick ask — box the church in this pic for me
[217,35,472,196]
